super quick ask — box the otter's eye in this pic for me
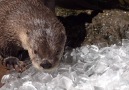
[34,50,37,54]
[26,31,29,35]
[56,50,59,53]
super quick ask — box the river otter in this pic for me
[0,0,66,71]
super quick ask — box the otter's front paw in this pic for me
[2,56,26,72]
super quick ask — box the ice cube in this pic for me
[81,46,89,55]
[1,74,10,84]
[18,81,37,90]
[2,41,129,90]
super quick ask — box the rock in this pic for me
[83,10,129,46]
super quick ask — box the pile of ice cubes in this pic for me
[1,39,129,90]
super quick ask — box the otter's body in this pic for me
[0,0,66,70]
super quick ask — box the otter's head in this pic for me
[21,22,66,71]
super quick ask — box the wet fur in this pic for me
[0,0,66,70]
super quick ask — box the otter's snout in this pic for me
[40,60,52,69]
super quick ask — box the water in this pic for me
[1,39,129,90]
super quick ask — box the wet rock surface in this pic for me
[57,9,129,47]
[83,10,129,46]
[58,10,101,48]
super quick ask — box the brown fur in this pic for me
[0,0,66,70]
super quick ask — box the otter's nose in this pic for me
[40,60,52,69]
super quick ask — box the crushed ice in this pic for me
[1,39,129,90]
